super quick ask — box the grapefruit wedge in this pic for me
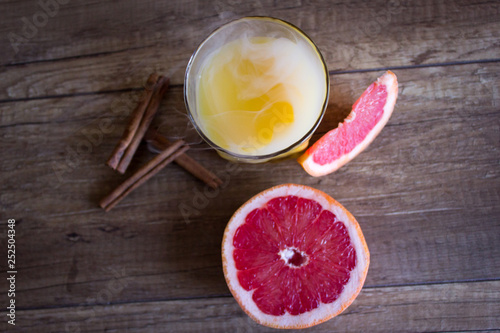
[298,71,398,177]
[222,184,369,329]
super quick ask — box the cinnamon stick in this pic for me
[116,76,170,174]
[100,140,188,211]
[106,73,160,170]
[144,128,223,189]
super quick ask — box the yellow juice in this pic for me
[196,36,327,157]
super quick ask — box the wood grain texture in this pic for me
[15,281,500,332]
[1,1,499,330]
[1,0,499,99]
[1,64,498,310]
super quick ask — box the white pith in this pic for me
[279,247,295,262]
[302,71,398,177]
[279,247,308,267]
[222,184,370,329]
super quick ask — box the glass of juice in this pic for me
[184,16,329,163]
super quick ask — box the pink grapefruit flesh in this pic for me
[222,184,369,329]
[298,71,398,177]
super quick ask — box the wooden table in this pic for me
[1,1,499,332]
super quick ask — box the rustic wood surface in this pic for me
[1,0,499,332]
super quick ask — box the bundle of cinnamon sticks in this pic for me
[100,73,222,211]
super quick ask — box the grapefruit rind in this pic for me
[221,184,370,329]
[298,71,398,177]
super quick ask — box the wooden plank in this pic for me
[1,0,499,99]
[15,281,500,332]
[1,63,499,309]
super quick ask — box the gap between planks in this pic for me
[1,58,500,104]
[2,277,498,313]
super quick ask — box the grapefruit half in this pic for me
[222,184,369,329]
[298,71,398,177]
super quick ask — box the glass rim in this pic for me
[184,16,330,161]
